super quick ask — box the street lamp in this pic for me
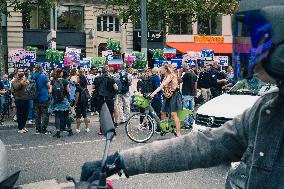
[141,0,147,62]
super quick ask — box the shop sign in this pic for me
[134,31,163,42]
[194,36,224,43]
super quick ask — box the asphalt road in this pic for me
[1,116,229,189]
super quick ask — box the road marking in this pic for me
[4,144,23,147]
[9,139,108,151]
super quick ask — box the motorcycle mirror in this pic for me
[100,103,115,136]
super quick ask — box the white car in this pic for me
[193,78,276,132]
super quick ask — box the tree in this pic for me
[0,0,58,73]
[106,0,239,32]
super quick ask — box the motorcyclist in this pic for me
[81,0,284,188]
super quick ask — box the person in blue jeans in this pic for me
[179,66,197,128]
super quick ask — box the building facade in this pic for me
[166,15,233,58]
[5,0,133,72]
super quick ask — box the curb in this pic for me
[0,122,55,131]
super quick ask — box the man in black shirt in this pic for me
[93,67,118,135]
[197,64,212,103]
[209,62,228,98]
[180,66,197,128]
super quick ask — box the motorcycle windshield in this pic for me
[232,13,273,80]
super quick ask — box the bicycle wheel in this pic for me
[125,113,155,143]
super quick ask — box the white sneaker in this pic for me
[76,129,80,133]
[86,128,90,133]
[27,120,33,125]
[91,112,94,116]
[18,129,26,133]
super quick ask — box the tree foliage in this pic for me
[106,0,239,30]
[0,0,58,16]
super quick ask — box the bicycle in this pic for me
[125,95,194,143]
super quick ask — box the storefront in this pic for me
[166,35,233,64]
[133,30,164,64]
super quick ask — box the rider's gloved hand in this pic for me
[80,152,128,183]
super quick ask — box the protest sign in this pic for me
[201,49,214,61]
[214,56,229,66]
[91,57,105,67]
[102,50,113,61]
[64,47,81,66]
[81,58,91,70]
[163,48,176,59]
[9,49,36,68]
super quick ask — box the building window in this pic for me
[57,5,84,31]
[97,16,120,32]
[22,4,50,30]
[168,14,192,34]
[198,16,222,35]
[134,19,161,31]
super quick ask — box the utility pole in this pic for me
[141,0,147,61]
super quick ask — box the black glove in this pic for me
[80,152,128,183]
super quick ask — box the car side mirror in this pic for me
[100,103,115,138]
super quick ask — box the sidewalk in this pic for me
[0,117,55,131]
[0,114,99,131]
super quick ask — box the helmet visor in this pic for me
[233,13,273,79]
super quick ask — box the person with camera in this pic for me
[11,70,30,133]
[80,1,284,188]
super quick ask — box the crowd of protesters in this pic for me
[0,61,235,138]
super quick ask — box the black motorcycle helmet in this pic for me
[233,0,284,88]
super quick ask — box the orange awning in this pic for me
[166,42,233,54]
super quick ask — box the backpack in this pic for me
[80,88,91,106]
[52,80,65,103]
[25,78,41,100]
[141,78,154,94]
[114,78,122,94]
[119,72,130,94]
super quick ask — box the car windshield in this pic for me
[228,76,272,96]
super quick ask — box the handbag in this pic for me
[163,88,174,99]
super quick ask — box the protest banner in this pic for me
[86,74,96,95]
[9,49,36,68]
[163,48,176,59]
